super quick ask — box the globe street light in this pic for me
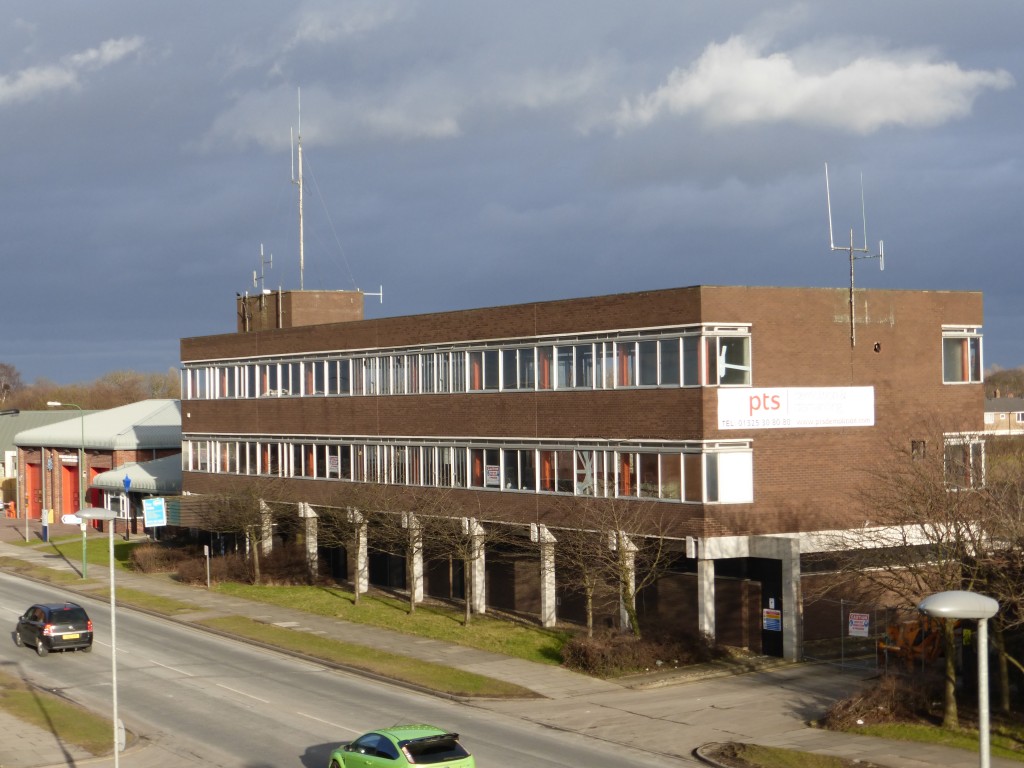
[918,590,1000,768]
[74,507,123,768]
[46,402,87,577]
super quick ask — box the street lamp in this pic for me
[75,507,123,768]
[918,590,1000,768]
[46,401,87,578]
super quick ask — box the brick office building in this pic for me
[179,285,984,659]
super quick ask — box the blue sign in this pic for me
[142,497,166,528]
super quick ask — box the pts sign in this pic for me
[718,387,874,430]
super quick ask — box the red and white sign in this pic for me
[718,387,874,430]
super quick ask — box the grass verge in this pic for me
[0,668,113,756]
[198,614,537,698]
[850,721,1024,762]
[215,583,568,665]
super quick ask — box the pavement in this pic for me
[0,519,1019,768]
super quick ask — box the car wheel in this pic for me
[81,644,92,653]
[330,761,343,768]
[36,640,48,657]
[13,630,23,648]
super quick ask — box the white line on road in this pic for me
[216,683,270,703]
[297,712,360,733]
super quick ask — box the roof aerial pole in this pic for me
[292,87,305,291]
[824,163,886,348]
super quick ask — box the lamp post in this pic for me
[74,507,123,768]
[918,590,1000,768]
[46,402,87,578]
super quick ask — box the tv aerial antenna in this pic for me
[825,163,885,348]
[253,243,273,307]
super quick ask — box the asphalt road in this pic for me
[0,572,695,767]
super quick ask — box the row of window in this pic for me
[182,437,755,504]
[181,326,752,400]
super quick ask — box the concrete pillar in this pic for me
[531,523,557,628]
[614,531,637,632]
[402,512,424,604]
[299,502,318,581]
[697,557,716,638]
[259,499,273,556]
[465,517,486,615]
[347,508,368,595]
[748,535,803,662]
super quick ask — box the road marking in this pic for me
[148,659,193,676]
[298,712,360,733]
[216,683,269,703]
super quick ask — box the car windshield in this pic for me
[403,736,469,764]
[51,608,88,624]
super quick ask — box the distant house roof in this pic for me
[92,454,182,495]
[14,399,181,450]
[0,411,91,456]
[985,397,1024,413]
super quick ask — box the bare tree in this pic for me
[813,427,992,729]
[0,362,24,403]
[192,476,291,585]
[550,496,675,639]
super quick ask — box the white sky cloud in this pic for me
[0,36,143,106]
[614,35,1014,134]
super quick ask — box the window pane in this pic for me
[557,346,574,388]
[503,449,519,488]
[519,348,535,389]
[705,453,719,502]
[520,449,536,490]
[539,450,555,491]
[616,342,636,387]
[683,336,700,385]
[684,453,702,501]
[660,339,680,385]
[537,346,554,390]
[576,450,597,496]
[483,350,499,390]
[571,344,590,388]
[661,454,681,500]
[639,341,658,385]
[502,349,518,390]
[617,452,636,496]
[718,337,751,385]
[638,453,659,497]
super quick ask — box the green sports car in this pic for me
[328,724,475,768]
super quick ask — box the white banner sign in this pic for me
[718,387,874,430]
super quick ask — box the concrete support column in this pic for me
[299,502,318,582]
[402,512,424,604]
[748,535,803,661]
[614,531,637,632]
[780,541,802,662]
[347,508,368,595]
[259,499,273,556]
[531,523,557,628]
[465,517,486,615]
[697,557,716,639]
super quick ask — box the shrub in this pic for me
[562,628,723,677]
[129,542,197,573]
[822,673,935,729]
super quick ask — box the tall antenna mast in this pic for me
[253,243,273,309]
[291,88,305,290]
[825,163,885,347]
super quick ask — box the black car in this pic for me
[14,602,93,656]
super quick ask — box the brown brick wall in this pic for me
[181,285,985,540]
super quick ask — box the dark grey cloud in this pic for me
[0,1,1021,383]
